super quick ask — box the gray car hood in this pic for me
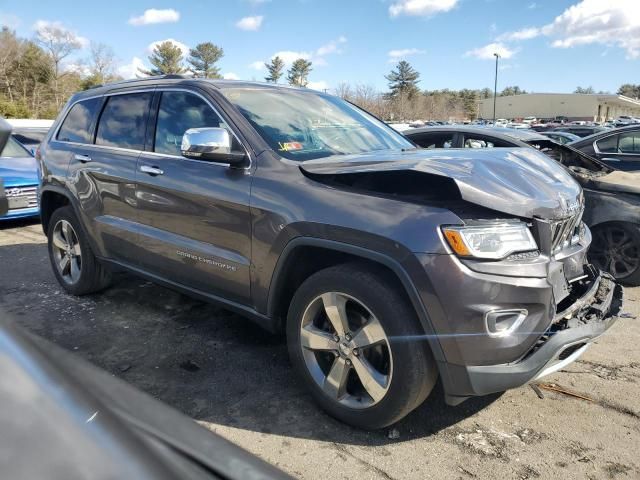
[300,148,582,220]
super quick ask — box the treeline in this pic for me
[0,26,121,118]
[1,25,639,121]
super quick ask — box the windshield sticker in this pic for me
[278,141,304,152]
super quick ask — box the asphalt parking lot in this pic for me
[1,218,639,480]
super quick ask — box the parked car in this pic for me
[540,131,581,144]
[406,125,640,284]
[0,117,10,216]
[6,119,53,154]
[553,125,608,137]
[569,125,640,171]
[522,116,537,124]
[614,115,640,127]
[0,313,290,480]
[0,133,39,221]
[38,77,621,429]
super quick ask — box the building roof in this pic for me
[478,93,640,109]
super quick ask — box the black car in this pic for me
[552,125,609,138]
[569,125,640,171]
[11,127,51,155]
[406,125,640,285]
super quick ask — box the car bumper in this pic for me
[414,251,622,403]
[0,207,40,221]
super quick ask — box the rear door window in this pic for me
[596,135,619,153]
[96,92,152,150]
[56,97,102,143]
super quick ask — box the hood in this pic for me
[0,156,38,186]
[300,148,583,220]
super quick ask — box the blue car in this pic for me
[0,135,39,221]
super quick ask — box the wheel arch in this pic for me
[266,237,445,363]
[40,186,73,234]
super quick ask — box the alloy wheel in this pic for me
[299,292,392,409]
[51,219,82,285]
[590,226,640,280]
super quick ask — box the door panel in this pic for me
[66,91,152,262]
[134,90,252,304]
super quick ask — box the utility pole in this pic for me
[493,53,499,123]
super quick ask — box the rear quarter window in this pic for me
[596,135,618,153]
[56,97,102,143]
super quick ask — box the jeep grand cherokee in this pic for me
[37,77,622,429]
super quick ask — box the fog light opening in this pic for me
[485,309,528,337]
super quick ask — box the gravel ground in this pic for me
[1,218,639,480]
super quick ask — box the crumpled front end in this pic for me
[418,204,624,404]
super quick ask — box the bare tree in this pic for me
[89,42,116,79]
[35,23,83,107]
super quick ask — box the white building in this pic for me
[478,93,640,122]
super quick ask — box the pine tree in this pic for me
[264,56,285,83]
[139,41,185,76]
[287,58,312,87]
[385,60,420,99]
[187,42,224,78]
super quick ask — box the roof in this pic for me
[570,124,640,147]
[72,75,311,101]
[478,93,640,109]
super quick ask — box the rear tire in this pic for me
[286,263,437,429]
[47,206,111,295]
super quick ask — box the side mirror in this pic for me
[181,127,247,166]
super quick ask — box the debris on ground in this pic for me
[534,383,593,401]
[387,428,400,440]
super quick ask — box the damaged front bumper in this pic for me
[441,266,623,405]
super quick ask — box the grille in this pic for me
[549,208,584,254]
[6,185,38,211]
[558,342,586,361]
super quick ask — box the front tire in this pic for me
[47,206,111,295]
[286,263,437,429]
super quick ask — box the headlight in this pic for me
[442,222,537,260]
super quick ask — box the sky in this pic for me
[1,0,639,93]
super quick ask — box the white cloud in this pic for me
[33,20,89,49]
[128,8,180,26]
[147,38,190,57]
[388,48,426,61]
[316,36,347,56]
[64,62,91,76]
[464,42,517,60]
[389,0,458,18]
[496,0,640,59]
[249,60,266,70]
[528,2,537,9]
[223,72,239,80]
[307,80,329,92]
[236,15,264,31]
[271,50,312,66]
[118,56,145,79]
[496,27,540,42]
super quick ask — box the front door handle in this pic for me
[140,165,164,176]
[74,154,92,163]
[600,157,621,162]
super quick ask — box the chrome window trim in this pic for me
[593,130,640,157]
[51,86,252,170]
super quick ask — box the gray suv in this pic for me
[38,77,622,429]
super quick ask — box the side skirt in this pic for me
[99,257,280,334]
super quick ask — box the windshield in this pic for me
[1,136,31,158]
[222,87,414,161]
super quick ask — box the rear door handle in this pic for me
[140,165,164,176]
[600,157,621,162]
[74,154,92,163]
